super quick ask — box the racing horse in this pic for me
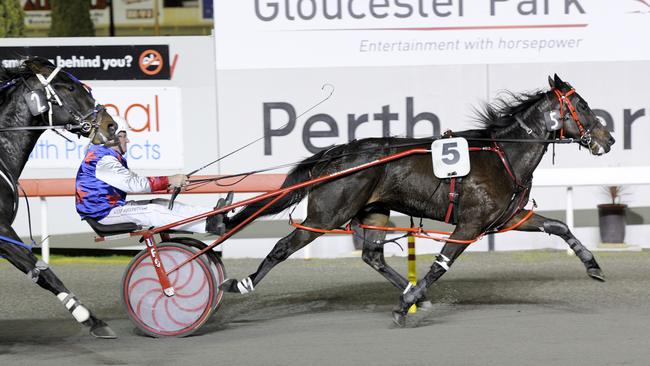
[219,75,615,325]
[0,57,117,337]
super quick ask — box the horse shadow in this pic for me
[193,274,584,336]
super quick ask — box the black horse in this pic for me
[220,75,615,325]
[0,57,117,338]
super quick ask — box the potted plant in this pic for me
[597,186,627,245]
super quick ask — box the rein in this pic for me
[185,134,579,190]
[0,124,83,132]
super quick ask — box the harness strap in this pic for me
[0,235,33,252]
[0,78,19,90]
[0,164,16,197]
[488,185,531,232]
[0,157,19,225]
[553,88,588,141]
[491,141,524,189]
[516,115,534,136]
[444,177,460,224]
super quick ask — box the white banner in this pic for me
[26,87,183,169]
[215,0,650,69]
[215,62,650,173]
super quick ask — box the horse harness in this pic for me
[441,131,531,231]
[0,65,106,136]
[442,86,588,229]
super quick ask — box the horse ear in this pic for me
[23,58,52,76]
[553,74,565,88]
[548,75,555,88]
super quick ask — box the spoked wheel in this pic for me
[167,237,226,313]
[122,242,218,337]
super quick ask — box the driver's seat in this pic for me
[85,218,141,237]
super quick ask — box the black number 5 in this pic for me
[441,142,460,164]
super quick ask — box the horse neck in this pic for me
[0,94,43,180]
[497,112,550,185]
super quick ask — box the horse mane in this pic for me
[0,56,54,83]
[473,90,547,131]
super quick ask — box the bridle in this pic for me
[0,65,106,138]
[0,64,109,224]
[552,88,593,147]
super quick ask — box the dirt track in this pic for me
[1,251,650,366]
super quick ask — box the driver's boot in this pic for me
[206,192,233,235]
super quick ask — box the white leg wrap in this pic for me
[435,254,451,271]
[57,292,90,323]
[237,277,254,294]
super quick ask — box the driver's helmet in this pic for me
[95,115,129,147]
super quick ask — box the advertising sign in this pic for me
[25,87,184,169]
[0,45,171,80]
[214,0,650,69]
[214,63,650,173]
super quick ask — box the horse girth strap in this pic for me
[442,138,528,226]
[490,185,532,233]
[444,177,461,224]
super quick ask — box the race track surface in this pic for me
[1,251,650,366]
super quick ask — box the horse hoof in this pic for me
[219,279,240,293]
[90,323,117,339]
[587,268,606,282]
[392,311,406,327]
[220,278,256,294]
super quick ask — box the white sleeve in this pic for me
[96,155,152,193]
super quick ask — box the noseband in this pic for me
[553,88,592,146]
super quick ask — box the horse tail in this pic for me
[225,150,328,231]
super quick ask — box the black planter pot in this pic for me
[597,203,627,244]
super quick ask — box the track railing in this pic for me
[18,175,286,263]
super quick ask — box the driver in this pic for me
[74,116,227,234]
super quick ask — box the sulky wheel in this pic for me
[166,237,226,313]
[122,242,218,337]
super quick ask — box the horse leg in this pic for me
[0,226,116,338]
[352,211,434,309]
[392,226,480,326]
[506,210,604,281]
[221,168,378,294]
[220,227,324,293]
[350,206,407,290]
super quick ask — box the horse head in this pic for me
[547,74,615,155]
[20,57,116,143]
